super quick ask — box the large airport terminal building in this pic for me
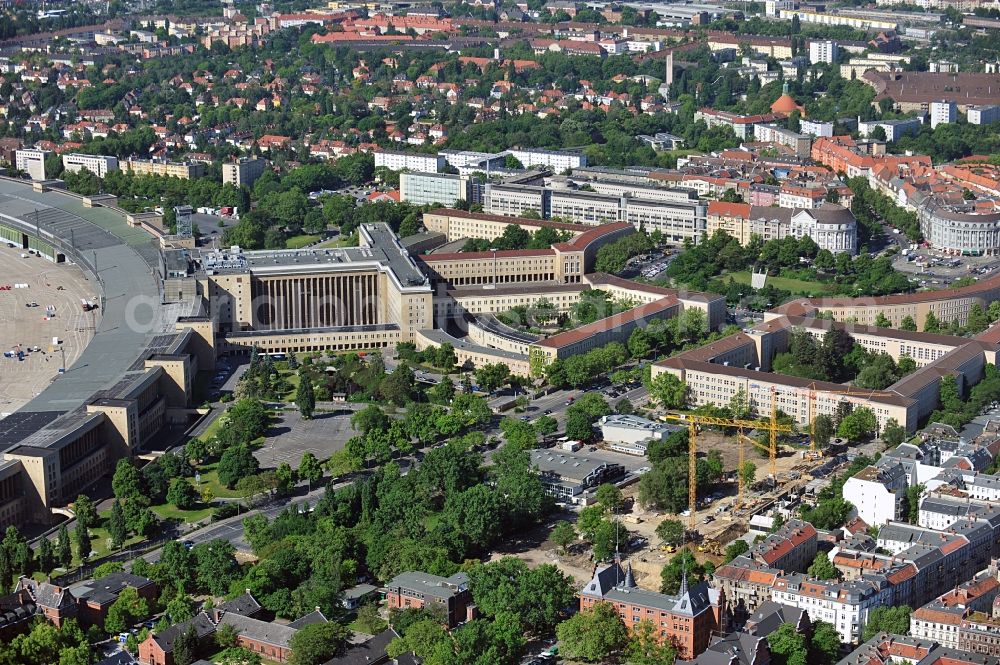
[3,177,1000,529]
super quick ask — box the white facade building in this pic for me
[485,184,549,218]
[930,101,957,129]
[599,414,674,445]
[800,120,834,137]
[548,190,620,224]
[60,153,119,178]
[766,0,795,15]
[374,150,445,174]
[399,172,471,206]
[968,105,1000,126]
[809,40,839,64]
[858,117,922,142]
[15,148,49,180]
[504,148,586,172]
[789,206,857,254]
[222,158,266,187]
[842,463,908,526]
[918,495,981,531]
[621,199,707,243]
[772,577,882,644]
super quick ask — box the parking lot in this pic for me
[256,410,358,470]
[622,249,677,280]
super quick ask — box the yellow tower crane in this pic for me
[662,406,793,530]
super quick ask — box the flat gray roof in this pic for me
[199,223,429,291]
[0,178,167,415]
[530,449,616,481]
[418,328,529,363]
[384,571,469,600]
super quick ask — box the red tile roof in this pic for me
[534,297,678,349]
[707,201,752,218]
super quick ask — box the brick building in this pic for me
[15,578,77,627]
[73,572,159,627]
[383,571,476,628]
[578,562,725,659]
[138,592,316,665]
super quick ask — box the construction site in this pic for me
[624,411,827,572]
[499,399,849,592]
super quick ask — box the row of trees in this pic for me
[929,366,1000,429]
[667,229,913,298]
[593,231,654,274]
[771,327,917,389]
[233,437,550,638]
[848,177,921,243]
[461,223,572,252]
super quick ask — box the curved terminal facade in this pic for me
[653,315,998,434]
[9,193,1000,529]
[0,177,212,528]
[774,271,1000,331]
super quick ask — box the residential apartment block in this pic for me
[222,157,266,188]
[14,148,49,180]
[694,109,780,139]
[969,105,1000,126]
[753,124,811,157]
[125,158,206,179]
[485,182,708,242]
[505,147,586,172]
[374,149,445,173]
[705,201,857,254]
[930,100,957,129]
[911,571,1000,648]
[772,575,883,643]
[715,520,817,621]
[61,153,119,178]
[808,39,838,64]
[400,171,473,207]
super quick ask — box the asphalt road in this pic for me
[138,376,651,563]
[142,482,333,562]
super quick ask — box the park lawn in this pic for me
[723,271,836,296]
[151,502,215,524]
[285,234,321,249]
[78,525,144,566]
[282,370,300,399]
[315,233,358,249]
[197,414,226,443]
[192,465,242,499]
